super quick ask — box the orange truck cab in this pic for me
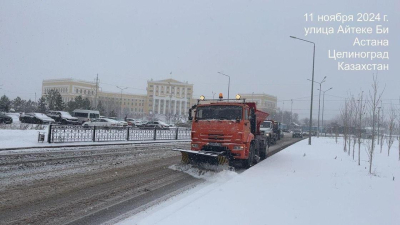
[173,95,269,168]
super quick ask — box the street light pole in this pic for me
[281,101,284,123]
[218,72,230,101]
[116,86,128,119]
[321,87,333,135]
[290,36,316,145]
[307,76,326,138]
[290,99,293,125]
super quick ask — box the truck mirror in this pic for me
[188,109,193,121]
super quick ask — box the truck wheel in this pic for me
[260,143,267,160]
[243,144,255,169]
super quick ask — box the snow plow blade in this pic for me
[172,149,229,166]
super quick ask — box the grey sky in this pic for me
[0,0,398,120]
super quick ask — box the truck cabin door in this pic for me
[244,107,251,137]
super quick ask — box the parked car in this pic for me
[72,109,100,124]
[292,129,303,138]
[125,118,145,127]
[46,111,80,125]
[82,118,119,127]
[168,124,177,129]
[140,121,170,130]
[20,113,55,124]
[114,119,128,127]
[0,113,13,124]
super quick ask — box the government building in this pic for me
[42,78,194,119]
[42,79,277,120]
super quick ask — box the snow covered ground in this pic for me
[117,137,400,225]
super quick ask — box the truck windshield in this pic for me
[261,121,271,128]
[196,105,242,120]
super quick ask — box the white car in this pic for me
[82,118,119,127]
[126,118,145,127]
[115,120,128,127]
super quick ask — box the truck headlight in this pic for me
[233,145,244,150]
[191,144,199,148]
[266,133,270,137]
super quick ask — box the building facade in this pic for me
[42,79,277,119]
[238,93,277,114]
[98,91,146,117]
[42,78,194,118]
[145,79,193,116]
[42,79,97,103]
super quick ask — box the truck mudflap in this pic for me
[172,149,230,166]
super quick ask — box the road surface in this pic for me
[0,134,303,225]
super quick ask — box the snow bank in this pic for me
[0,129,49,148]
[119,137,400,225]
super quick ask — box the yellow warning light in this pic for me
[219,93,223,99]
[235,94,241,100]
[199,95,205,101]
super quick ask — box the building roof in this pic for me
[43,78,95,85]
[149,78,192,86]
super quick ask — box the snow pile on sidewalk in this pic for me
[0,129,49,148]
[118,137,400,225]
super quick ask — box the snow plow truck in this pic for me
[173,94,269,168]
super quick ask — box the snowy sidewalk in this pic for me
[119,138,400,225]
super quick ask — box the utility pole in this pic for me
[218,72,230,101]
[308,76,326,138]
[321,87,332,134]
[168,83,172,124]
[116,86,128,119]
[290,36,316,145]
[281,101,284,123]
[290,99,293,125]
[94,74,99,109]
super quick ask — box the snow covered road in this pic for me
[0,135,302,225]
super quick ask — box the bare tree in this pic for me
[357,91,366,166]
[379,106,385,153]
[349,96,357,159]
[397,98,400,161]
[386,105,396,156]
[340,100,350,153]
[367,75,385,174]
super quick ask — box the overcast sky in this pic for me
[0,0,398,120]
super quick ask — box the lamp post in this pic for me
[218,72,230,100]
[116,86,128,119]
[290,36,316,145]
[308,76,326,138]
[290,99,293,125]
[321,87,332,135]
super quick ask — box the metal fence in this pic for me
[48,125,191,143]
